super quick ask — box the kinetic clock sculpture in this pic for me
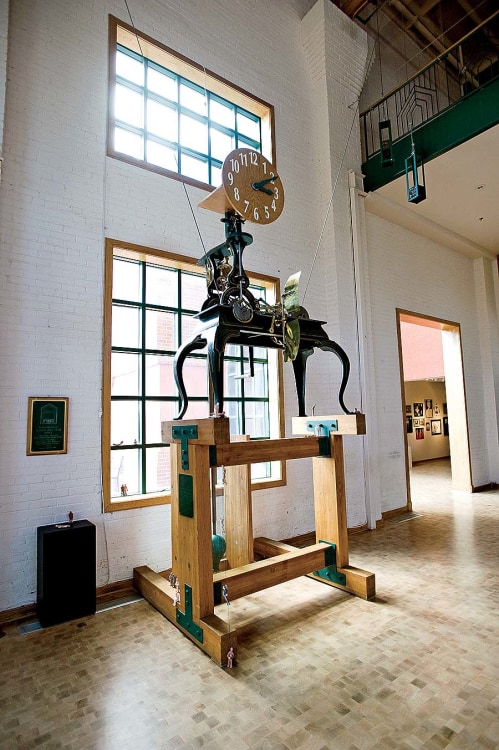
[173,147,352,418]
[133,147,374,668]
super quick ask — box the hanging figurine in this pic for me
[226,646,235,668]
[222,584,230,605]
[169,571,176,587]
[173,579,181,607]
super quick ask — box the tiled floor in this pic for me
[1,459,498,749]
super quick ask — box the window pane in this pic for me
[242,362,268,397]
[145,401,176,444]
[225,400,242,434]
[113,258,142,302]
[181,273,206,310]
[210,127,235,162]
[210,98,235,128]
[145,354,175,396]
[145,309,177,351]
[211,162,222,187]
[112,352,141,396]
[148,67,177,101]
[115,84,144,128]
[244,401,269,438]
[225,359,242,397]
[180,82,206,114]
[111,400,141,445]
[146,140,178,171]
[183,358,208,397]
[251,462,272,480]
[181,153,209,183]
[237,110,260,141]
[116,50,144,85]
[181,313,201,342]
[184,400,209,421]
[146,265,178,307]
[112,305,141,349]
[110,448,142,497]
[147,98,178,141]
[180,114,208,152]
[114,127,144,160]
[225,344,241,357]
[146,446,171,493]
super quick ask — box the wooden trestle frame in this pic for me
[133,413,375,666]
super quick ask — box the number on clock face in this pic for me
[222,148,284,224]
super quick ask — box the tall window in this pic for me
[102,240,284,512]
[108,16,275,188]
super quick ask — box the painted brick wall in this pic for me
[364,209,495,508]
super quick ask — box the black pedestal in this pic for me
[37,520,96,627]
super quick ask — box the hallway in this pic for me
[0,461,498,749]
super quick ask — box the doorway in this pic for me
[397,310,472,510]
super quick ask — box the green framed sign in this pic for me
[27,397,69,455]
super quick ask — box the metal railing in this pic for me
[360,12,499,163]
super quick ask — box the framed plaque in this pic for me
[27,397,69,455]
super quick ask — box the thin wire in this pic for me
[302,35,378,305]
[123,0,143,56]
[122,0,207,255]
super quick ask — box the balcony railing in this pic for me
[360,11,499,164]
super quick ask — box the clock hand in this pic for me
[252,183,273,195]
[252,175,279,190]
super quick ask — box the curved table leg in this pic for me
[292,348,313,417]
[205,327,235,416]
[319,340,353,415]
[173,334,207,419]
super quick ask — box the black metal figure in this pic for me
[173,211,352,419]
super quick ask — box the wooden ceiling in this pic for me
[331,0,499,61]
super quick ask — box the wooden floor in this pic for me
[1,459,498,749]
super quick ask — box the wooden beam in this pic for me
[162,417,230,445]
[212,436,325,467]
[213,543,331,600]
[133,566,234,666]
[224,435,253,568]
[253,537,295,558]
[308,566,376,601]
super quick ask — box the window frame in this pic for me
[107,15,276,190]
[102,238,285,513]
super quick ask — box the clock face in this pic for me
[221,148,284,224]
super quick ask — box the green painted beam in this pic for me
[362,77,499,194]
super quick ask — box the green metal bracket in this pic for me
[176,584,203,643]
[172,424,198,470]
[314,541,346,586]
[178,473,194,518]
[306,419,338,436]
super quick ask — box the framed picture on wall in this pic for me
[414,402,423,417]
[425,398,433,417]
[406,416,413,433]
[426,421,430,430]
[434,403,440,415]
[443,402,447,415]
[443,417,449,436]
[415,427,424,440]
[431,419,442,435]
[406,404,412,414]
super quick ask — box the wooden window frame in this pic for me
[107,15,276,190]
[102,238,285,513]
